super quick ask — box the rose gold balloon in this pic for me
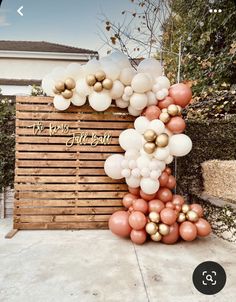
[179,221,197,241]
[129,206,134,213]
[130,229,147,245]
[190,204,203,217]
[143,105,161,121]
[165,202,175,210]
[122,193,137,208]
[158,96,174,109]
[169,83,192,108]
[128,211,147,230]
[175,205,182,212]
[166,175,176,190]
[133,199,148,214]
[161,222,179,244]
[156,188,173,203]
[172,195,185,206]
[164,167,172,175]
[140,190,156,201]
[195,218,212,237]
[158,172,169,187]
[148,199,165,213]
[128,186,140,196]
[109,211,132,237]
[160,208,177,225]
[166,116,186,134]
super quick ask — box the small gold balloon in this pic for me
[93,82,103,92]
[65,78,76,90]
[155,133,169,148]
[102,78,113,90]
[177,212,186,223]
[144,142,156,154]
[158,223,170,236]
[55,81,65,92]
[144,129,157,142]
[159,112,170,123]
[182,204,190,214]
[176,105,182,116]
[53,87,60,95]
[167,104,179,116]
[162,108,168,113]
[151,231,162,242]
[186,210,199,222]
[145,222,158,235]
[95,70,106,82]
[86,74,97,86]
[61,89,73,99]
[149,212,160,223]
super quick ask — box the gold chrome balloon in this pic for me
[186,210,199,222]
[144,129,157,142]
[149,212,160,223]
[95,70,106,82]
[144,142,156,154]
[53,87,60,95]
[86,74,96,86]
[176,105,182,116]
[158,223,170,236]
[55,81,65,92]
[151,231,162,242]
[167,104,179,116]
[61,89,73,99]
[93,82,103,92]
[159,112,170,123]
[182,204,190,214]
[65,78,76,90]
[102,78,113,90]
[145,222,158,235]
[177,212,186,223]
[155,133,169,148]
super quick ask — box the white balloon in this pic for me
[137,155,151,170]
[125,149,139,160]
[51,67,66,81]
[131,73,152,93]
[71,93,87,106]
[126,176,141,188]
[150,170,161,180]
[146,91,158,106]
[169,134,193,157]
[165,155,174,164]
[141,167,151,177]
[119,129,143,151]
[152,83,162,93]
[124,86,133,96]
[132,168,141,178]
[65,63,83,80]
[154,146,170,161]
[137,58,162,79]
[104,154,123,179]
[42,75,55,96]
[148,119,165,135]
[140,177,160,194]
[156,90,166,100]
[115,98,129,108]
[84,59,101,75]
[121,159,129,168]
[164,128,173,137]
[121,168,131,178]
[109,51,131,69]
[134,116,150,134]
[89,91,112,111]
[162,88,169,97]
[53,95,71,111]
[130,93,148,110]
[149,159,166,171]
[128,160,137,169]
[110,80,124,99]
[156,76,171,89]
[76,79,93,97]
[128,106,142,117]
[101,60,120,81]
[119,67,136,85]
[122,94,130,102]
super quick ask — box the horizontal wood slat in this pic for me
[14,96,134,230]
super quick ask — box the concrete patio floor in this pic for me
[0,218,235,302]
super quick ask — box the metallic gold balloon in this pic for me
[145,222,158,235]
[53,87,60,95]
[149,212,160,223]
[167,104,179,116]
[162,108,168,113]
[186,210,199,222]
[182,204,190,214]
[143,129,157,142]
[86,74,96,86]
[151,231,162,242]
[55,81,65,92]
[143,142,156,154]
[159,112,170,123]
[102,78,113,90]
[95,70,106,82]
[65,78,76,90]
[177,212,186,223]
[93,82,103,92]
[61,89,73,99]
[158,223,170,236]
[155,133,169,148]
[176,105,182,116]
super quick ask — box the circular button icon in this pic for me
[192,261,226,295]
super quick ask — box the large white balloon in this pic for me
[119,67,136,85]
[65,63,83,80]
[53,95,71,111]
[137,155,151,170]
[131,73,152,93]
[42,75,55,96]
[101,60,120,81]
[126,176,141,188]
[71,93,87,106]
[128,106,142,117]
[148,119,165,135]
[140,177,160,194]
[149,159,166,171]
[110,80,124,99]
[104,154,124,179]
[76,79,93,97]
[125,149,140,160]
[169,134,193,157]
[146,91,158,106]
[109,51,131,69]
[154,146,170,161]
[84,59,101,75]
[51,67,66,82]
[155,76,171,89]
[89,91,112,111]
[130,93,148,110]
[137,58,162,79]
[115,99,129,108]
[134,116,150,134]
[119,129,143,151]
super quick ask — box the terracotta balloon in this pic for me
[158,172,169,187]
[166,175,176,190]
[161,222,179,244]
[165,202,175,210]
[172,194,185,206]
[166,117,186,134]
[133,199,148,214]
[128,186,140,196]
[122,193,137,208]
[143,105,161,121]
[140,190,156,201]
[190,204,203,218]
[195,218,212,237]
[156,188,173,203]
[160,208,177,225]
[179,221,197,241]
[164,167,172,175]
[169,83,192,108]
[109,211,132,237]
[175,205,182,212]
[148,199,165,213]
[130,229,147,245]
[158,96,174,109]
[129,206,134,212]
[128,211,147,230]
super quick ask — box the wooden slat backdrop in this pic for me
[14,96,135,230]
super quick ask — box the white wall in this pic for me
[0,85,31,96]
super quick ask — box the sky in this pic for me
[0,0,134,56]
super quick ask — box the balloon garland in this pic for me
[42,51,212,245]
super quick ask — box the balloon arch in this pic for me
[42,51,212,245]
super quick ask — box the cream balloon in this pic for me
[124,86,133,96]
[65,63,84,80]
[134,116,150,134]
[119,129,143,151]
[130,93,148,110]
[128,106,142,117]
[109,51,131,69]
[154,146,170,161]
[131,73,152,93]
[53,95,70,111]
[51,67,66,81]
[104,154,124,179]
[115,99,129,108]
[137,155,151,170]
[42,75,55,96]
[71,93,87,106]
[126,176,141,188]
[84,59,101,75]
[76,79,93,97]
[156,76,171,89]
[120,67,137,85]
[137,58,162,79]
[89,91,112,111]
[169,134,193,157]
[101,60,120,81]
[149,159,166,171]
[156,90,166,100]
[146,91,158,105]
[148,119,165,135]
[140,178,160,194]
[165,155,174,164]
[110,80,124,99]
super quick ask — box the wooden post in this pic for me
[0,187,5,219]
